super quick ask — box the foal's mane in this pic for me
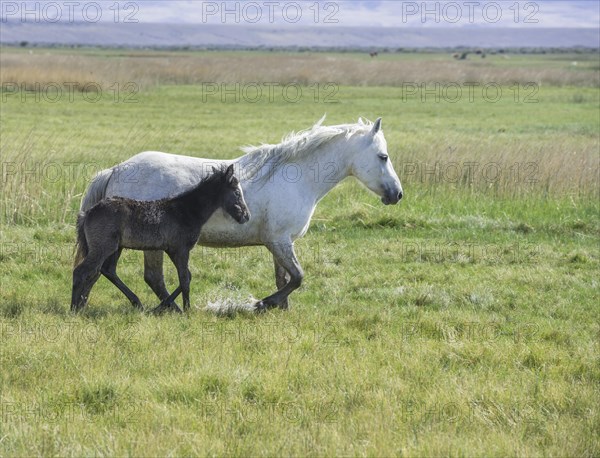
[169,165,228,201]
[237,116,374,179]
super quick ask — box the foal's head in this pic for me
[216,164,251,224]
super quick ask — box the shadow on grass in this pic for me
[0,294,278,322]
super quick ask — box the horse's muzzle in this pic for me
[382,189,403,205]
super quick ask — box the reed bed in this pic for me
[1,50,599,90]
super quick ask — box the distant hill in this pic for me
[1,22,598,49]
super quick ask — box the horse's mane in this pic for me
[237,116,374,180]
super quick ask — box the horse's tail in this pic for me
[81,168,113,211]
[74,211,88,268]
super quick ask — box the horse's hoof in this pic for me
[254,301,268,313]
[70,304,84,314]
[148,302,183,315]
[146,306,161,316]
[148,304,168,315]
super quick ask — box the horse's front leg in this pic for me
[256,239,303,311]
[143,250,182,313]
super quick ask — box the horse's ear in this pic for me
[225,164,235,183]
[371,117,382,136]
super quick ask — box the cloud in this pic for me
[136,1,600,28]
[3,1,599,28]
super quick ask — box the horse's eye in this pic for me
[379,154,389,161]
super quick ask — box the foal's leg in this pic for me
[150,284,183,315]
[256,239,303,311]
[167,249,192,312]
[151,268,191,314]
[144,250,182,312]
[71,250,105,312]
[274,256,290,310]
[101,249,143,310]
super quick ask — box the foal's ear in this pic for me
[370,117,382,136]
[225,164,235,183]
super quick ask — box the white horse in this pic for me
[80,116,403,312]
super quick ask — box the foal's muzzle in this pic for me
[238,210,251,224]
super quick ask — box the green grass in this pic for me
[0,50,599,456]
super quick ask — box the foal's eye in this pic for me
[378,154,389,161]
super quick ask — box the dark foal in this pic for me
[71,164,250,313]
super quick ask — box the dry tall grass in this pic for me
[1,50,598,90]
[1,129,598,225]
[394,136,599,200]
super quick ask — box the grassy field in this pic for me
[1,49,599,456]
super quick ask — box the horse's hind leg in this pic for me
[256,240,303,311]
[178,267,192,312]
[144,250,182,312]
[274,256,290,310]
[101,249,143,310]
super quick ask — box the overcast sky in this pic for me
[2,1,599,28]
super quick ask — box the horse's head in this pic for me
[350,118,403,205]
[218,164,251,224]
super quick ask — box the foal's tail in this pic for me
[74,211,88,268]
